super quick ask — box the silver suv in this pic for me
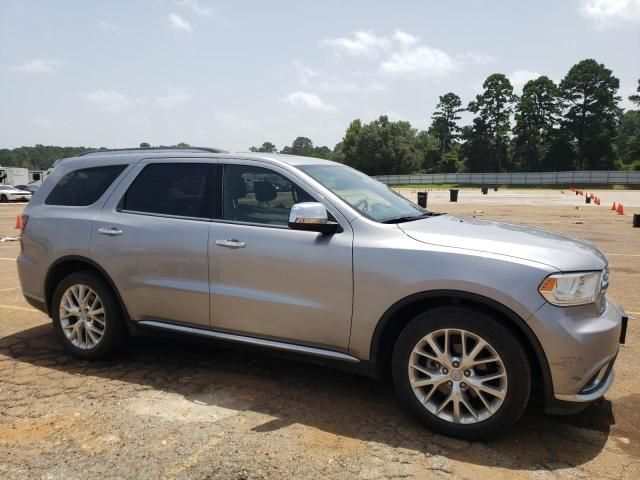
[17,148,628,438]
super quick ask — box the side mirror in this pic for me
[288,202,341,234]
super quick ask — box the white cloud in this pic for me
[98,20,118,33]
[214,113,256,130]
[579,0,640,28]
[321,30,491,81]
[168,13,192,32]
[293,60,319,85]
[82,89,131,112]
[321,31,391,57]
[318,77,385,93]
[176,0,214,17]
[456,51,496,65]
[155,87,191,109]
[509,70,542,92]
[393,30,419,48]
[293,60,384,93]
[29,118,53,129]
[8,58,62,73]
[380,46,461,78]
[281,92,337,112]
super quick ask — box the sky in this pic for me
[1,0,639,151]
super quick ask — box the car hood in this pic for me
[398,214,607,271]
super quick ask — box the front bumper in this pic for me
[528,299,627,405]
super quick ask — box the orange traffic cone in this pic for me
[617,203,624,215]
[14,215,21,230]
[611,202,617,210]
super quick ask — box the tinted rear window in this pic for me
[46,165,126,206]
[121,163,211,218]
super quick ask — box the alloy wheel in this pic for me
[408,328,508,424]
[59,284,106,349]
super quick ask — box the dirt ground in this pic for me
[0,190,639,479]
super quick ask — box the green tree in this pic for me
[249,141,277,153]
[340,115,420,175]
[629,79,640,107]
[281,136,314,156]
[559,59,621,170]
[617,110,640,166]
[139,142,151,148]
[513,76,560,171]
[542,132,577,171]
[414,131,441,172]
[459,122,492,172]
[467,74,516,171]
[428,92,463,156]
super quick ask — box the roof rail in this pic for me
[77,147,228,156]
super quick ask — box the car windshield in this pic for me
[298,164,429,223]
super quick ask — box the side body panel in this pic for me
[209,160,354,351]
[17,163,134,304]
[89,159,212,328]
[347,218,554,360]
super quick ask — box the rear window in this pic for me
[46,165,126,206]
[121,163,211,218]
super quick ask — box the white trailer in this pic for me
[28,169,51,185]
[0,167,29,186]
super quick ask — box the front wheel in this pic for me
[392,306,531,439]
[0,195,7,203]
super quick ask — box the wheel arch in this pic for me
[369,290,552,399]
[44,255,130,324]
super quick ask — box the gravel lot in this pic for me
[1,190,639,479]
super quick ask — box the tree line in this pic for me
[254,59,640,175]
[2,59,638,175]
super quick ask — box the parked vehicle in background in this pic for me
[17,148,627,439]
[15,184,39,194]
[0,184,32,202]
[0,166,29,186]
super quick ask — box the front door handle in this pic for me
[215,239,245,249]
[98,227,123,236]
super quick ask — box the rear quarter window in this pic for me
[45,165,127,206]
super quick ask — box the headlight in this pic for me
[538,271,601,307]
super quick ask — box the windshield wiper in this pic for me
[382,212,440,224]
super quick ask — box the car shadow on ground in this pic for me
[0,323,622,472]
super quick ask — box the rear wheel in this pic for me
[52,271,126,359]
[392,306,531,438]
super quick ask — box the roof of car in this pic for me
[55,148,339,169]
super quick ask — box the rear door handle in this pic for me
[98,227,123,236]
[215,239,245,249]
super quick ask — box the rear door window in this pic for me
[46,165,127,206]
[121,163,212,218]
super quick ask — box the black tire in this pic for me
[392,306,531,439]
[0,195,7,203]
[51,271,127,360]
